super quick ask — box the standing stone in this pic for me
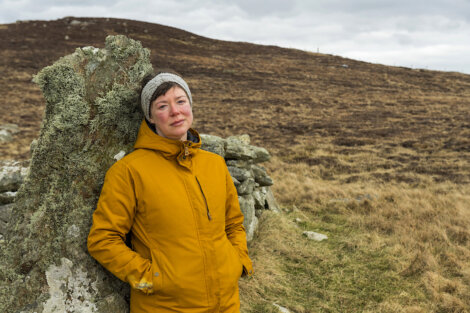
[0,35,153,313]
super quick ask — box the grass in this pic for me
[239,154,470,313]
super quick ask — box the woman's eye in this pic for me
[158,104,168,110]
[178,100,186,105]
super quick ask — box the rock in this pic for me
[0,191,16,205]
[0,35,153,313]
[113,150,126,161]
[70,20,91,27]
[0,129,12,142]
[238,195,257,241]
[0,124,20,143]
[236,177,255,195]
[251,164,273,186]
[226,159,252,169]
[225,136,270,162]
[303,231,328,241]
[0,160,29,192]
[265,188,280,212]
[228,134,250,145]
[200,134,225,157]
[225,137,254,160]
[252,146,271,163]
[273,303,291,313]
[227,165,251,182]
[231,176,241,186]
[252,187,267,210]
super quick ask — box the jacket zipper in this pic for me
[195,176,212,221]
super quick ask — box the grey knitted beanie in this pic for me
[141,73,193,121]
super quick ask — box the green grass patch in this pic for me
[241,208,429,313]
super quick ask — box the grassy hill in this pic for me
[1,17,470,312]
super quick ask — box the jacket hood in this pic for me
[134,120,202,165]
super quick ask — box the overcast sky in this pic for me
[1,0,470,74]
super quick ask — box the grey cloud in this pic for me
[0,0,469,73]
[231,0,296,17]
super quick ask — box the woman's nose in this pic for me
[169,102,180,115]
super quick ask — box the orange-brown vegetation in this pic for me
[1,17,469,312]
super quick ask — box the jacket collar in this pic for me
[134,119,202,169]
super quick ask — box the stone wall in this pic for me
[201,134,279,240]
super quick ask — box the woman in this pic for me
[87,71,253,313]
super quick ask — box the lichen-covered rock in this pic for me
[265,188,281,212]
[231,176,241,186]
[252,187,268,210]
[0,191,16,205]
[200,134,225,157]
[225,135,270,163]
[227,165,252,182]
[226,159,252,169]
[0,124,19,143]
[228,134,250,145]
[236,177,255,195]
[251,164,273,186]
[303,231,328,241]
[0,35,153,313]
[0,160,29,192]
[238,195,257,241]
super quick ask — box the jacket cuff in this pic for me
[241,257,254,277]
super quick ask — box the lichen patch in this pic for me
[43,258,98,313]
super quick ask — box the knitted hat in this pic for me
[140,73,192,121]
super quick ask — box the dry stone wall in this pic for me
[201,134,278,240]
[0,35,278,313]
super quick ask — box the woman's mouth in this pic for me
[171,120,184,126]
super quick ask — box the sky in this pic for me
[1,0,470,74]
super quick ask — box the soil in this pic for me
[1,17,470,183]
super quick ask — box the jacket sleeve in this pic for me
[87,161,155,294]
[224,164,254,277]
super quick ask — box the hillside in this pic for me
[2,17,470,184]
[1,17,470,312]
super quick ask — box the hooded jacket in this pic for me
[87,120,253,313]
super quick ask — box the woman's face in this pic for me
[149,85,193,141]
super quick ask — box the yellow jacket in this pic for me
[88,120,253,313]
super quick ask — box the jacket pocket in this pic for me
[150,249,164,292]
[227,241,244,281]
